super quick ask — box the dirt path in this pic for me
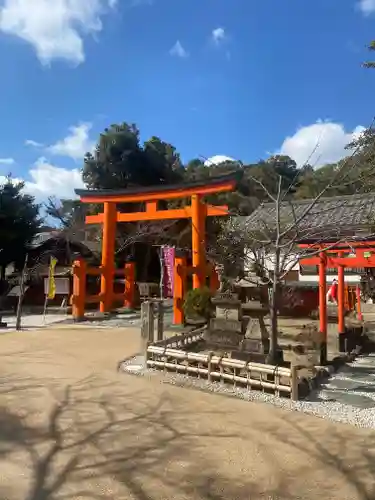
[1,326,375,500]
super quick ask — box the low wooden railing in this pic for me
[140,300,298,400]
[146,346,297,400]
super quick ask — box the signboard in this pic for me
[162,246,175,298]
[44,278,70,295]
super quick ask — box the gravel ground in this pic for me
[121,353,375,429]
[1,309,175,331]
[2,313,70,331]
[54,308,175,330]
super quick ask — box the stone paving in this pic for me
[2,313,70,331]
[319,354,375,409]
[1,307,176,332]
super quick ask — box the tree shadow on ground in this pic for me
[256,412,375,500]
[2,357,375,499]
[0,374,294,500]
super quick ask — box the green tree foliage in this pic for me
[266,155,298,187]
[82,123,183,190]
[182,158,251,214]
[345,127,375,191]
[0,177,40,278]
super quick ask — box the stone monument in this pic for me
[204,292,243,352]
[203,289,271,362]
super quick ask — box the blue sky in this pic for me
[0,0,374,200]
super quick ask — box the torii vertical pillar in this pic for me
[356,285,363,321]
[100,202,117,312]
[191,194,206,289]
[318,252,327,364]
[174,254,187,324]
[337,263,346,352]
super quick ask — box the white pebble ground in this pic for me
[121,353,375,429]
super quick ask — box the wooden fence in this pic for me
[141,300,299,400]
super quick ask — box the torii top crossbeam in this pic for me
[75,173,238,313]
[75,173,238,204]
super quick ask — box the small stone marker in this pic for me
[241,308,270,355]
[140,301,154,360]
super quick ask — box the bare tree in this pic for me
[15,253,29,330]
[209,130,375,364]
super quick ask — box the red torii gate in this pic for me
[73,174,238,322]
[299,240,374,360]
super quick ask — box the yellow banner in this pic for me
[47,257,57,299]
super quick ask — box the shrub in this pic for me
[183,286,213,320]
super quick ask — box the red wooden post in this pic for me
[338,265,345,337]
[100,202,117,313]
[124,261,135,309]
[173,255,186,324]
[72,258,86,321]
[191,194,206,289]
[319,252,327,364]
[356,285,363,321]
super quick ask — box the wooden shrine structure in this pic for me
[72,173,238,323]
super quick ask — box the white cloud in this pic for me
[279,121,366,168]
[47,122,95,160]
[0,0,117,65]
[0,157,85,201]
[212,27,226,44]
[358,0,375,14]
[204,155,236,166]
[169,40,189,58]
[0,157,15,165]
[25,158,84,199]
[25,139,44,148]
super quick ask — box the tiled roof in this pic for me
[242,192,375,240]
